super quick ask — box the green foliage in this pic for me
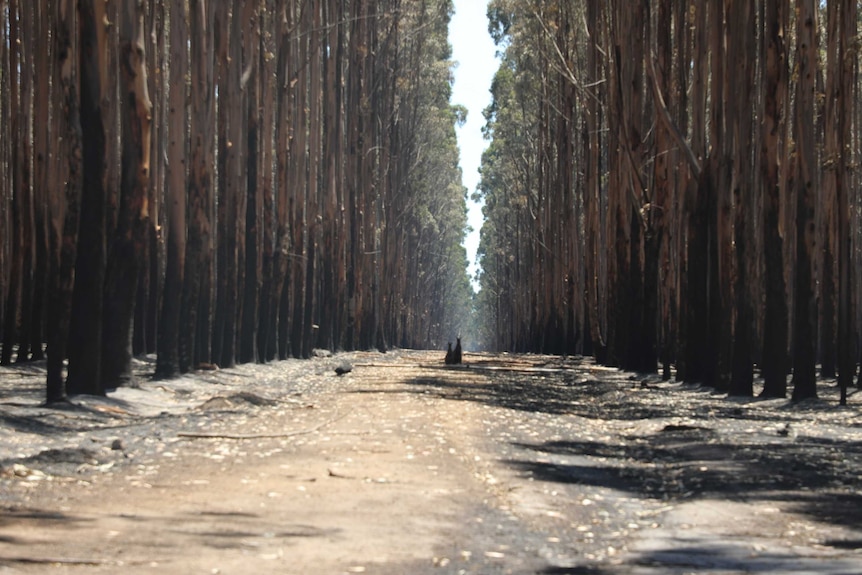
[387,0,475,349]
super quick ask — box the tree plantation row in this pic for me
[473,0,862,403]
[0,0,475,401]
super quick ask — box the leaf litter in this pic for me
[0,350,861,573]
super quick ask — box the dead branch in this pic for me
[0,556,139,566]
[645,51,702,179]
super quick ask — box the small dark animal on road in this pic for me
[444,342,454,365]
[453,337,462,365]
[334,363,353,376]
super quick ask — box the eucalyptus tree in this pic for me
[0,0,475,402]
[824,0,858,402]
[155,0,189,379]
[101,0,153,387]
[45,0,83,403]
[476,0,857,405]
[1,0,28,367]
[0,0,7,347]
[759,0,790,398]
[64,0,109,394]
[791,0,819,401]
[180,0,216,372]
[383,0,472,349]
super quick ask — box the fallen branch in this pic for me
[0,556,134,566]
[177,411,345,440]
[327,468,356,479]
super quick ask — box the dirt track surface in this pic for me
[2,350,862,574]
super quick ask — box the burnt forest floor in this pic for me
[1,350,862,574]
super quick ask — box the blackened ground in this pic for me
[1,351,861,574]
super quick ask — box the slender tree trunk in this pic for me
[0,0,7,349]
[759,0,789,398]
[1,0,22,367]
[14,0,35,364]
[66,0,109,395]
[705,0,732,391]
[303,0,322,358]
[213,3,244,369]
[29,0,52,363]
[605,2,631,368]
[345,0,365,351]
[649,0,671,380]
[289,0,310,358]
[835,0,857,402]
[180,0,215,372]
[819,0,839,379]
[650,0,672,378]
[584,0,606,362]
[102,0,152,388]
[271,0,293,361]
[155,0,187,379]
[729,0,755,396]
[133,0,163,358]
[257,0,277,362]
[46,0,83,403]
[791,0,819,401]
[683,0,709,384]
[241,0,261,364]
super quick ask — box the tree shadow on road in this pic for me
[399,363,862,539]
[507,430,862,529]
[402,366,805,424]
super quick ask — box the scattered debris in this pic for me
[334,363,353,376]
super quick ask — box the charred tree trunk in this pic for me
[29,0,52,363]
[729,0,755,397]
[155,0,188,379]
[257,0,277,362]
[102,0,152,388]
[584,0,606,363]
[45,0,83,403]
[791,0,819,401]
[835,0,857,402]
[180,0,215,373]
[66,0,109,395]
[241,0,261,364]
[1,0,22,367]
[682,0,709,384]
[14,0,35,365]
[270,0,294,361]
[759,0,789,398]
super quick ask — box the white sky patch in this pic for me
[449,0,498,292]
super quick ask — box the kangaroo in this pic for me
[444,342,454,365]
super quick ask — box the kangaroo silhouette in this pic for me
[453,337,462,364]
[444,342,454,365]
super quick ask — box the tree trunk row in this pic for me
[0,0,474,400]
[478,0,860,399]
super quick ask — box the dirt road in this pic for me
[2,351,862,574]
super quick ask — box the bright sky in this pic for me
[449,0,498,291]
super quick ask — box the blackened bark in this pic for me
[66,0,108,395]
[180,0,214,372]
[791,0,818,401]
[102,0,152,389]
[155,0,187,379]
[836,0,857,403]
[729,0,755,397]
[759,0,789,398]
[241,0,261,364]
[46,0,82,403]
